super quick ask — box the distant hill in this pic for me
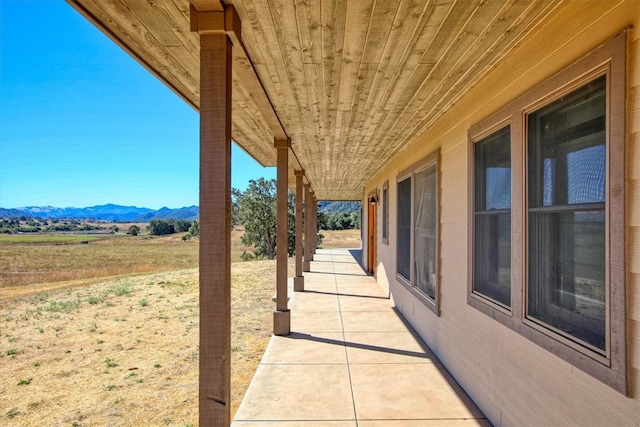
[135,206,199,221]
[318,201,361,214]
[0,204,199,222]
[1,201,357,221]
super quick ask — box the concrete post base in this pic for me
[293,276,305,292]
[303,261,310,272]
[273,310,291,336]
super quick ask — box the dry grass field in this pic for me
[320,229,361,249]
[0,227,360,425]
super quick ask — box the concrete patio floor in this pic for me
[232,249,491,426]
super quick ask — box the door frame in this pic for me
[367,191,379,275]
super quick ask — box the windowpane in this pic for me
[528,211,605,350]
[528,76,606,208]
[397,177,411,281]
[382,185,388,242]
[475,126,511,211]
[527,76,606,352]
[414,166,437,299]
[474,214,511,306]
[473,126,511,307]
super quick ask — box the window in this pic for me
[472,126,512,308]
[526,76,607,353]
[382,182,389,245]
[397,151,440,313]
[397,177,411,282]
[467,32,627,394]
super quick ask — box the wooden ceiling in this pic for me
[68,0,565,200]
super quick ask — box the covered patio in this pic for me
[65,1,640,425]
[232,248,489,426]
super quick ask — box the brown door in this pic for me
[367,201,376,275]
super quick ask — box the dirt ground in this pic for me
[0,260,292,426]
[0,228,360,425]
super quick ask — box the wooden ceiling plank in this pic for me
[269,0,315,154]
[360,0,401,65]
[381,0,564,168]
[231,95,278,165]
[381,0,505,141]
[382,0,479,115]
[337,0,374,112]
[121,0,182,47]
[345,0,415,164]
[364,0,484,159]
[400,1,536,136]
[232,0,293,125]
[295,0,322,65]
[189,0,224,12]
[392,0,557,156]
[72,0,572,201]
[295,0,324,168]
[225,0,267,66]
[343,63,379,162]
[318,0,346,171]
[353,0,442,149]
[303,63,325,142]
[157,1,201,53]
[232,50,288,140]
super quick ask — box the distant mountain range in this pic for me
[0,201,359,222]
[318,201,361,214]
[0,204,199,222]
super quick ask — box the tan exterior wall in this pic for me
[364,1,640,425]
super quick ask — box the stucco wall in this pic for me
[364,1,640,425]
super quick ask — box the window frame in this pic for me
[382,181,389,245]
[396,150,440,315]
[466,31,627,394]
[468,119,518,317]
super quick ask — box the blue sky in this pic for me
[0,0,275,210]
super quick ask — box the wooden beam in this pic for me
[294,169,305,291]
[311,193,318,254]
[303,184,312,272]
[192,4,233,424]
[274,138,291,335]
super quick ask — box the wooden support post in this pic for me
[311,192,318,255]
[274,138,291,335]
[191,5,239,426]
[303,184,312,271]
[294,170,305,291]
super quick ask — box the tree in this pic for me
[172,219,192,233]
[238,178,278,259]
[127,225,140,236]
[182,220,200,241]
[237,178,315,260]
[188,220,199,237]
[148,219,175,236]
[231,188,242,226]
